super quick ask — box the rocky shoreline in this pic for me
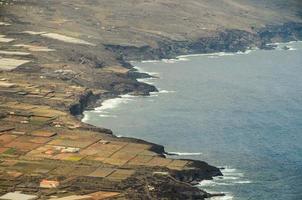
[78,22,302,198]
[78,22,302,112]
[105,22,302,62]
[0,1,302,199]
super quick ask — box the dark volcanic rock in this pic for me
[123,172,211,200]
[172,160,223,183]
[258,22,302,43]
[105,23,302,63]
[69,91,100,116]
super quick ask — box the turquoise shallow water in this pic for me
[84,42,302,200]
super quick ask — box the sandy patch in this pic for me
[0,58,31,71]
[0,35,14,43]
[0,50,31,56]
[41,33,95,46]
[0,81,16,88]
[22,31,47,35]
[0,22,11,26]
[14,44,55,52]
[22,31,95,46]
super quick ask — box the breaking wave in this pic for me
[149,90,176,97]
[137,77,157,84]
[98,114,117,118]
[176,50,255,59]
[167,152,202,156]
[81,113,90,123]
[267,41,301,51]
[85,95,136,119]
[141,60,161,63]
[95,97,134,112]
[198,167,251,199]
[161,57,189,63]
[133,66,159,76]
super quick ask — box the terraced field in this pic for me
[0,0,301,199]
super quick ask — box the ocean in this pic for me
[83,41,302,200]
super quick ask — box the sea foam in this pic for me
[81,113,90,123]
[176,50,254,60]
[133,66,159,76]
[95,97,131,111]
[157,90,176,94]
[161,57,189,63]
[137,77,156,84]
[141,60,160,63]
[198,167,251,194]
[167,152,202,156]
[90,96,135,118]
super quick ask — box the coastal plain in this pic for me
[0,0,302,199]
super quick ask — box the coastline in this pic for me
[1,5,302,197]
[82,38,302,123]
[81,39,302,198]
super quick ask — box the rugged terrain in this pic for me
[0,0,301,199]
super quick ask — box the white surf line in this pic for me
[133,66,160,86]
[83,63,164,121]
[83,63,173,121]
[95,96,135,112]
[266,40,302,46]
[199,180,234,187]
[288,47,297,51]
[273,45,295,51]
[81,112,90,122]
[166,152,202,156]
[161,59,178,64]
[278,41,302,51]
[180,51,253,59]
[161,57,189,64]
[82,95,136,121]
[137,78,157,85]
[139,56,189,64]
[154,89,176,94]
[134,67,176,95]
[176,47,259,60]
[198,167,251,190]
[133,66,159,76]
[141,60,161,63]
[266,40,302,51]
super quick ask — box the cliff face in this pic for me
[1,0,301,73]
[105,22,302,61]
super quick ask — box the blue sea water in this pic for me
[84,42,302,200]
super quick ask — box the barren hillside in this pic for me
[0,1,301,199]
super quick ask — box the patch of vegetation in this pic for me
[3,148,17,155]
